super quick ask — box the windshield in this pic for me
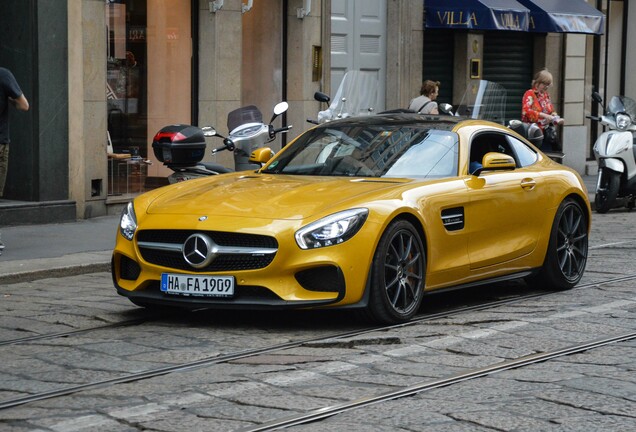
[607,96,636,118]
[263,122,459,179]
[317,70,378,123]
[455,80,507,124]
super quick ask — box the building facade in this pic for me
[0,0,630,226]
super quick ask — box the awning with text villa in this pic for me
[424,0,605,35]
[517,0,605,35]
[424,0,531,32]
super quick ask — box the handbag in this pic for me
[543,124,560,151]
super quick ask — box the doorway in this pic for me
[330,0,387,111]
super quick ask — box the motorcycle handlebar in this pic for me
[273,125,292,134]
[211,145,228,154]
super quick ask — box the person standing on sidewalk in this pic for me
[0,67,30,254]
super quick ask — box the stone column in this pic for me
[285,0,327,139]
[197,0,243,168]
[386,0,423,110]
[68,0,108,218]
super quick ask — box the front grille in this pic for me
[136,229,278,272]
[138,230,277,248]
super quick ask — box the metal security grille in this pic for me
[482,32,534,124]
[422,29,454,107]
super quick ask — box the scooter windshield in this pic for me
[608,95,636,118]
[317,70,378,123]
[455,80,507,124]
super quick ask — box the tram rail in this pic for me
[1,272,635,411]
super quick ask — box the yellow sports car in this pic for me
[112,114,590,324]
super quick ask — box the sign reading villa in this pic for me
[435,10,524,31]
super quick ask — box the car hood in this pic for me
[146,173,408,220]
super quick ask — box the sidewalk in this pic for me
[0,175,597,285]
[0,214,119,284]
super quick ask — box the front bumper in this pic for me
[111,218,378,310]
[112,254,349,309]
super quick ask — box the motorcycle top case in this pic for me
[152,124,206,165]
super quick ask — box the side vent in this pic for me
[441,207,464,231]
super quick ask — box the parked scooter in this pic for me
[508,120,544,148]
[588,92,636,212]
[153,102,291,183]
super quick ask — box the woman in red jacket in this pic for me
[522,69,564,151]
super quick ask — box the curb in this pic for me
[0,251,111,285]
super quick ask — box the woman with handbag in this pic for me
[521,69,564,151]
[408,80,440,115]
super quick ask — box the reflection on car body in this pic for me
[112,113,590,324]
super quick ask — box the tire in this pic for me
[366,220,426,324]
[594,169,620,213]
[531,198,588,290]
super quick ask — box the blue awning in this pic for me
[425,0,530,32]
[517,0,605,34]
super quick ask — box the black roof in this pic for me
[314,112,462,131]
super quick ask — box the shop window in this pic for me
[105,0,191,196]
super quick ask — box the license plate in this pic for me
[161,273,234,297]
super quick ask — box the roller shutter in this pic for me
[482,32,534,124]
[422,29,454,108]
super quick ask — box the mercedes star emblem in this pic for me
[182,233,216,269]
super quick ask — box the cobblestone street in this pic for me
[0,210,635,431]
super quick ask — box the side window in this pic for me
[506,135,538,167]
[469,132,512,173]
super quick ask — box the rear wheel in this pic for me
[594,169,620,213]
[366,220,425,324]
[531,198,588,290]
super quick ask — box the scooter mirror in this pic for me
[592,92,603,105]
[439,103,454,116]
[201,126,217,137]
[313,91,330,104]
[270,102,289,124]
[273,101,289,116]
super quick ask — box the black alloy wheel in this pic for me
[532,198,588,290]
[594,169,620,213]
[367,220,426,324]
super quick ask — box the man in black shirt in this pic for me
[0,67,30,253]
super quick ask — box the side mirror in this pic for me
[591,92,603,105]
[273,102,289,116]
[439,103,454,115]
[479,152,516,174]
[249,147,274,165]
[201,126,217,137]
[314,91,330,104]
[270,102,289,124]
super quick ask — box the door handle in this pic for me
[520,178,536,190]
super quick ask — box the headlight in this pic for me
[295,208,368,249]
[616,113,632,130]
[119,202,137,241]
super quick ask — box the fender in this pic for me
[595,130,633,158]
[599,157,625,173]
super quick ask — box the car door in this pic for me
[464,130,545,270]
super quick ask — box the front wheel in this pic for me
[365,220,426,324]
[530,198,588,290]
[594,169,620,213]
